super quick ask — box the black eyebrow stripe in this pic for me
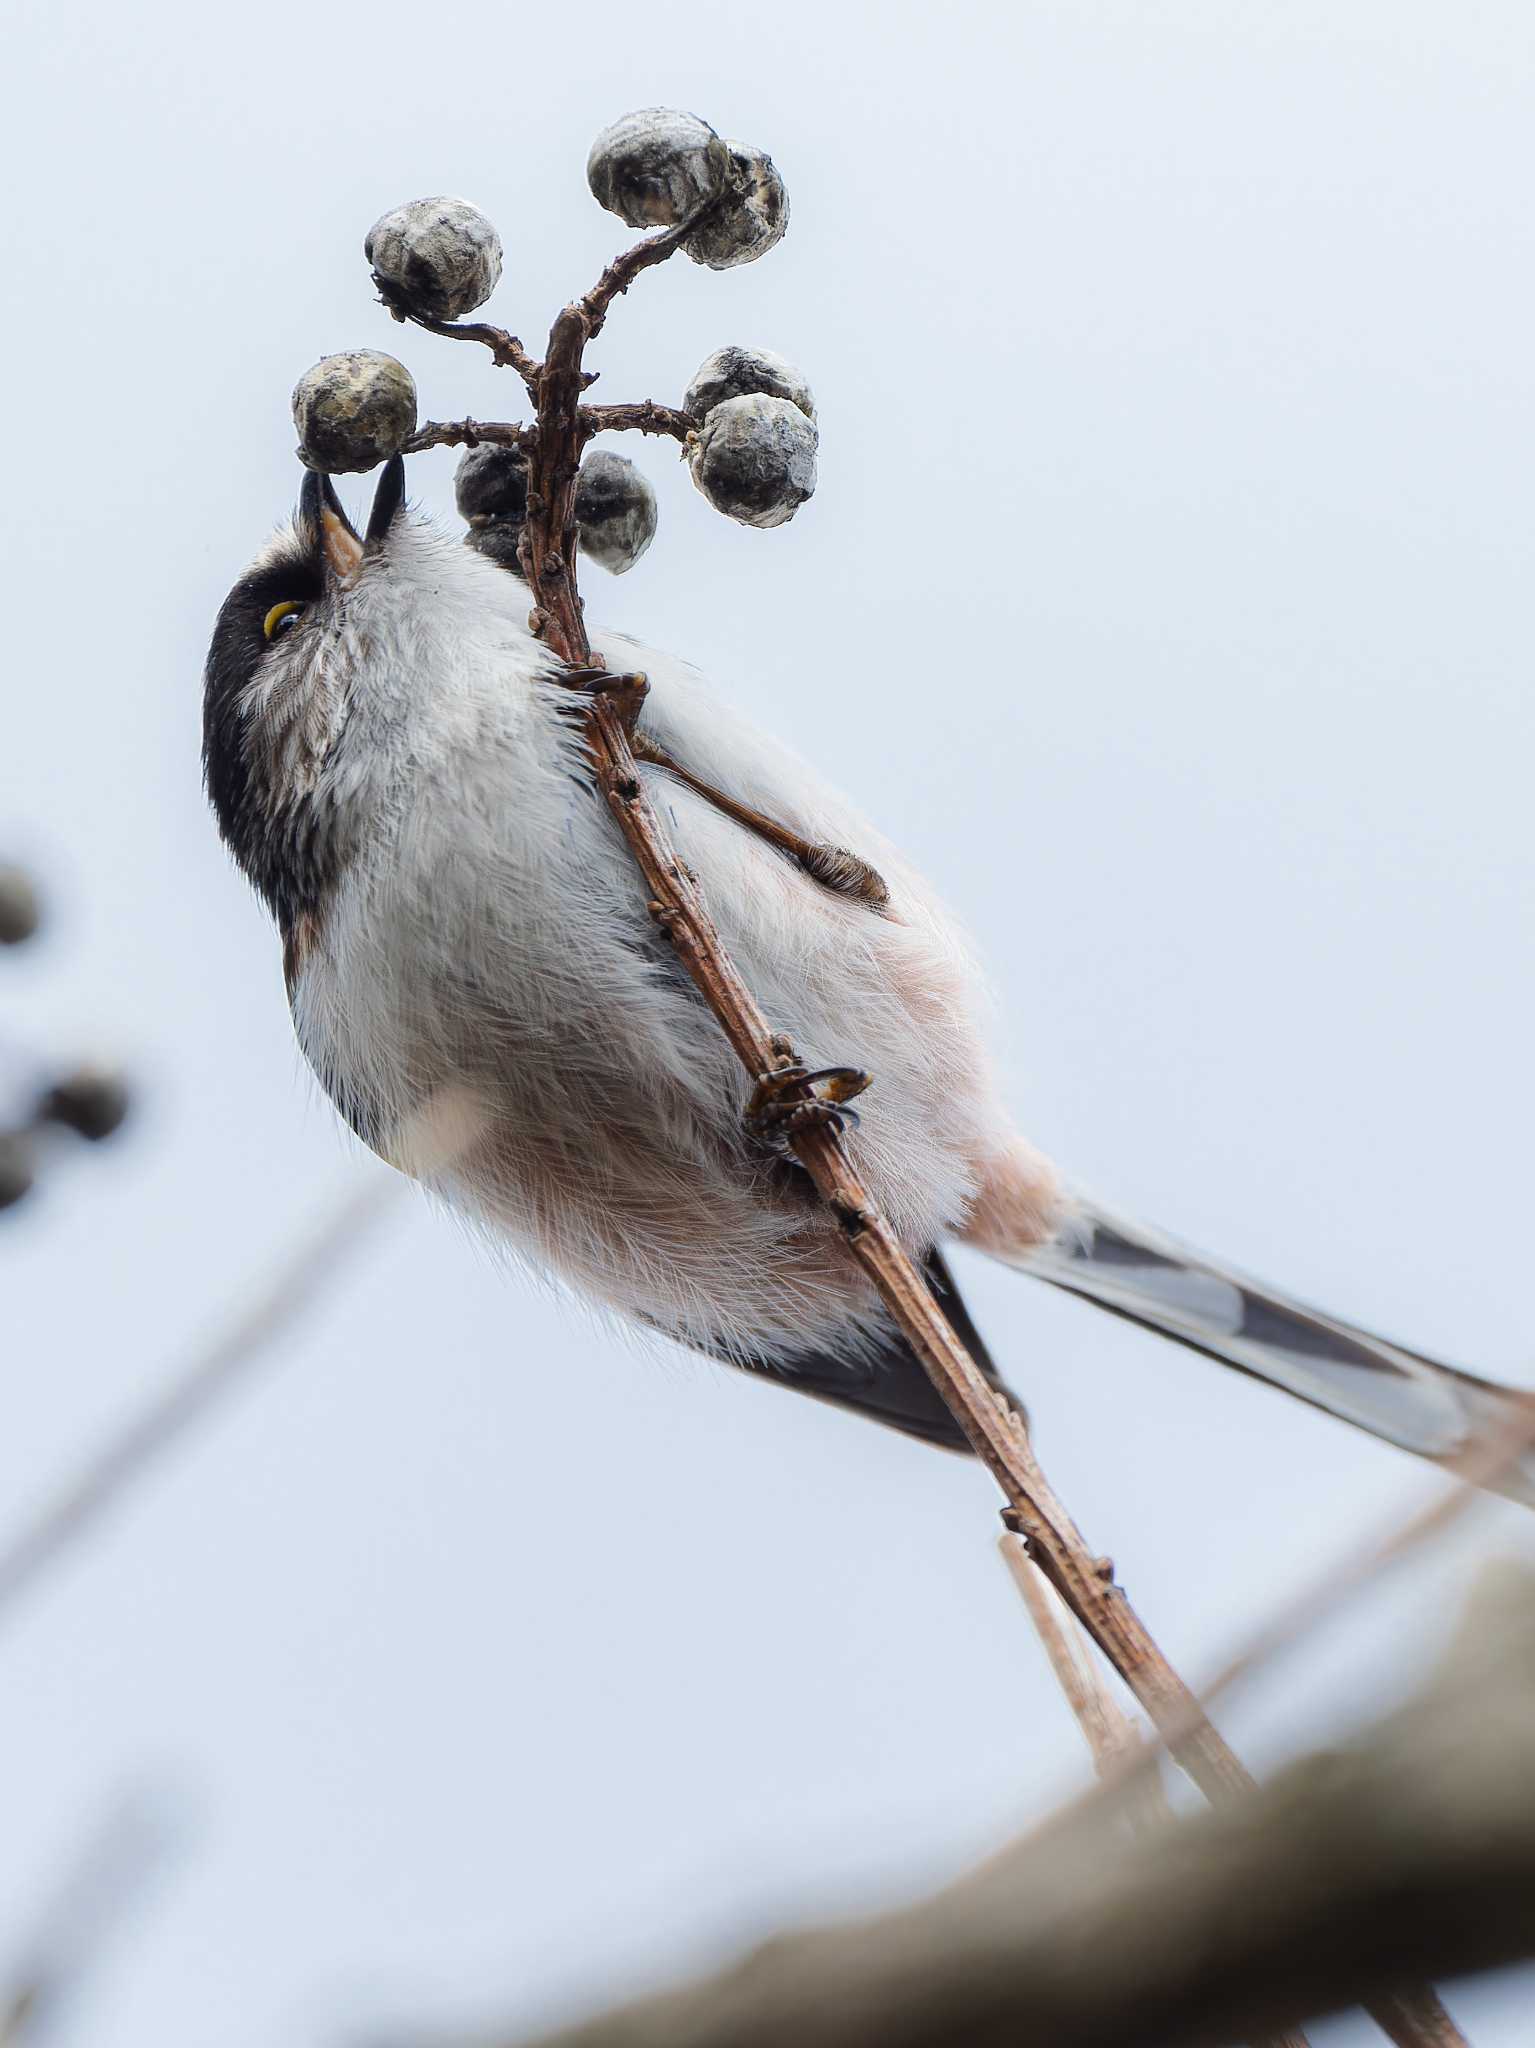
[236,555,325,611]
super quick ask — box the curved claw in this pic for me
[745,1063,873,1150]
[796,1065,872,1106]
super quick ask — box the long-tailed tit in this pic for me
[202,460,1534,1501]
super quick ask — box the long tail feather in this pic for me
[1016,1199,1535,1507]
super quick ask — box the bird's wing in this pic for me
[694,1248,1014,1453]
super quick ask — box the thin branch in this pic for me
[1001,1540,1307,2048]
[1001,1536,1168,1800]
[511,219,1465,2048]
[579,401,696,444]
[403,418,533,455]
[375,278,542,392]
[0,1793,179,2046]
[0,1176,398,1625]
[577,219,703,338]
[1039,1384,1535,1855]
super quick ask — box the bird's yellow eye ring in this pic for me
[263,601,306,641]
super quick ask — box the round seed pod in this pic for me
[38,1065,130,1143]
[685,142,788,270]
[293,352,417,475]
[684,345,814,427]
[587,108,730,228]
[366,196,502,322]
[454,443,529,526]
[575,452,658,575]
[0,866,39,945]
[689,393,818,529]
[455,443,529,578]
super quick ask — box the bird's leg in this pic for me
[561,664,889,909]
[630,738,891,911]
[745,1063,873,1150]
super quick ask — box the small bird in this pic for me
[204,459,1534,1501]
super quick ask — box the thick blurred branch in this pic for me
[460,1567,1535,2048]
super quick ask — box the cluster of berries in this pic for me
[290,109,818,562]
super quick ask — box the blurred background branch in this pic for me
[449,1565,1535,2048]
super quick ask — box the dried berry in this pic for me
[689,393,818,529]
[587,108,730,229]
[0,1130,33,1211]
[0,866,39,946]
[293,352,417,475]
[575,452,658,575]
[366,197,503,322]
[685,143,788,270]
[454,443,529,526]
[684,346,814,427]
[455,443,529,578]
[39,1065,130,1142]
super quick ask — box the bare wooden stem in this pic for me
[577,219,702,336]
[403,419,532,455]
[375,277,542,391]
[1001,1535,1166,1797]
[579,401,696,443]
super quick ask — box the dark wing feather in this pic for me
[725,1248,1013,1452]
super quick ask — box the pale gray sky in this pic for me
[4,1,1534,2041]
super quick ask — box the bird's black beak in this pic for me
[365,453,405,547]
[298,455,405,584]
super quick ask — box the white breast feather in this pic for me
[289,524,1036,1366]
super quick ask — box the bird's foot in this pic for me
[562,663,650,731]
[746,1064,873,1149]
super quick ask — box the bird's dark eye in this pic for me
[262,601,306,641]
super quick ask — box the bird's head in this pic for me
[202,457,528,933]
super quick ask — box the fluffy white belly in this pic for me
[290,642,1017,1363]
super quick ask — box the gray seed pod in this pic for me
[689,393,818,529]
[685,142,788,270]
[587,108,730,228]
[454,443,529,525]
[684,345,815,427]
[467,524,528,578]
[455,443,529,579]
[292,351,417,475]
[575,452,658,575]
[39,1065,130,1143]
[366,196,503,322]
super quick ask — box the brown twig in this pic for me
[403,418,533,455]
[579,401,696,443]
[375,277,542,392]
[577,219,703,338]
[1002,1539,1300,2048]
[476,228,1469,2048]
[1000,1535,1166,1798]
